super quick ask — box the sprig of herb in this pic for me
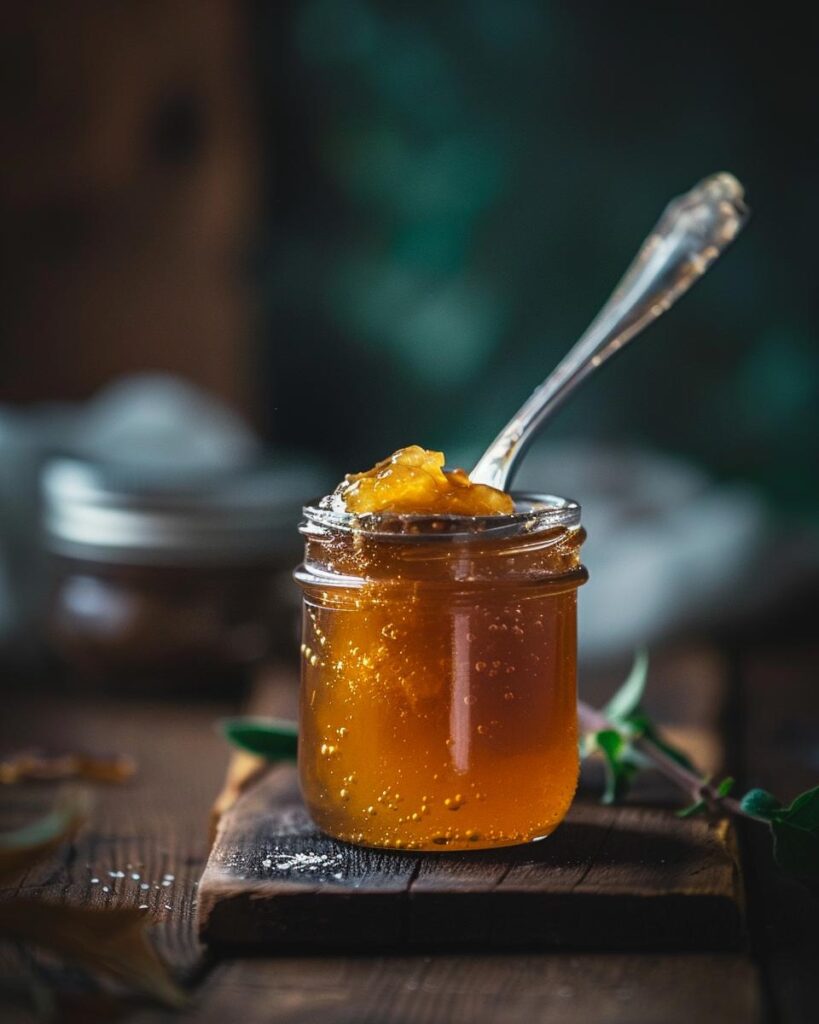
[579,651,819,878]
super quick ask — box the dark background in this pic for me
[1,1,818,519]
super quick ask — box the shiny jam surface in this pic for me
[297,448,586,852]
[337,445,515,516]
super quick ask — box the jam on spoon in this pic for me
[333,445,514,517]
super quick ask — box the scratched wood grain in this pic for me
[0,648,765,1023]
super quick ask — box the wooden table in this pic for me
[1,640,816,1023]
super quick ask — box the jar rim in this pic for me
[301,492,581,542]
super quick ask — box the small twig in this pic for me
[578,699,757,821]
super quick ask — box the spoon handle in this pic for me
[470,172,749,491]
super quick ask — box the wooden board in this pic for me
[198,765,744,952]
[0,649,767,1024]
[187,951,762,1024]
[198,654,746,953]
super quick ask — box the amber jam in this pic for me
[295,460,586,852]
[339,446,515,516]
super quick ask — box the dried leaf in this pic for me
[0,788,90,884]
[0,749,136,785]
[210,749,270,846]
[0,900,188,1009]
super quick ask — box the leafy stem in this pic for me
[577,698,748,819]
[580,650,819,878]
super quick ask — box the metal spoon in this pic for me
[469,172,749,491]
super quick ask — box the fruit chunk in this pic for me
[337,446,515,516]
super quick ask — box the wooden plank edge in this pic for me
[198,883,747,953]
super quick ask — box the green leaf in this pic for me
[595,730,640,804]
[771,819,819,878]
[777,785,819,831]
[736,786,819,877]
[595,730,623,758]
[221,717,298,761]
[604,649,649,724]
[763,785,819,877]
[716,776,735,798]
[677,798,706,819]
[739,788,781,821]
[627,712,697,772]
[602,649,696,774]
[676,777,733,819]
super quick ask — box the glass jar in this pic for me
[295,495,587,851]
[42,457,319,692]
